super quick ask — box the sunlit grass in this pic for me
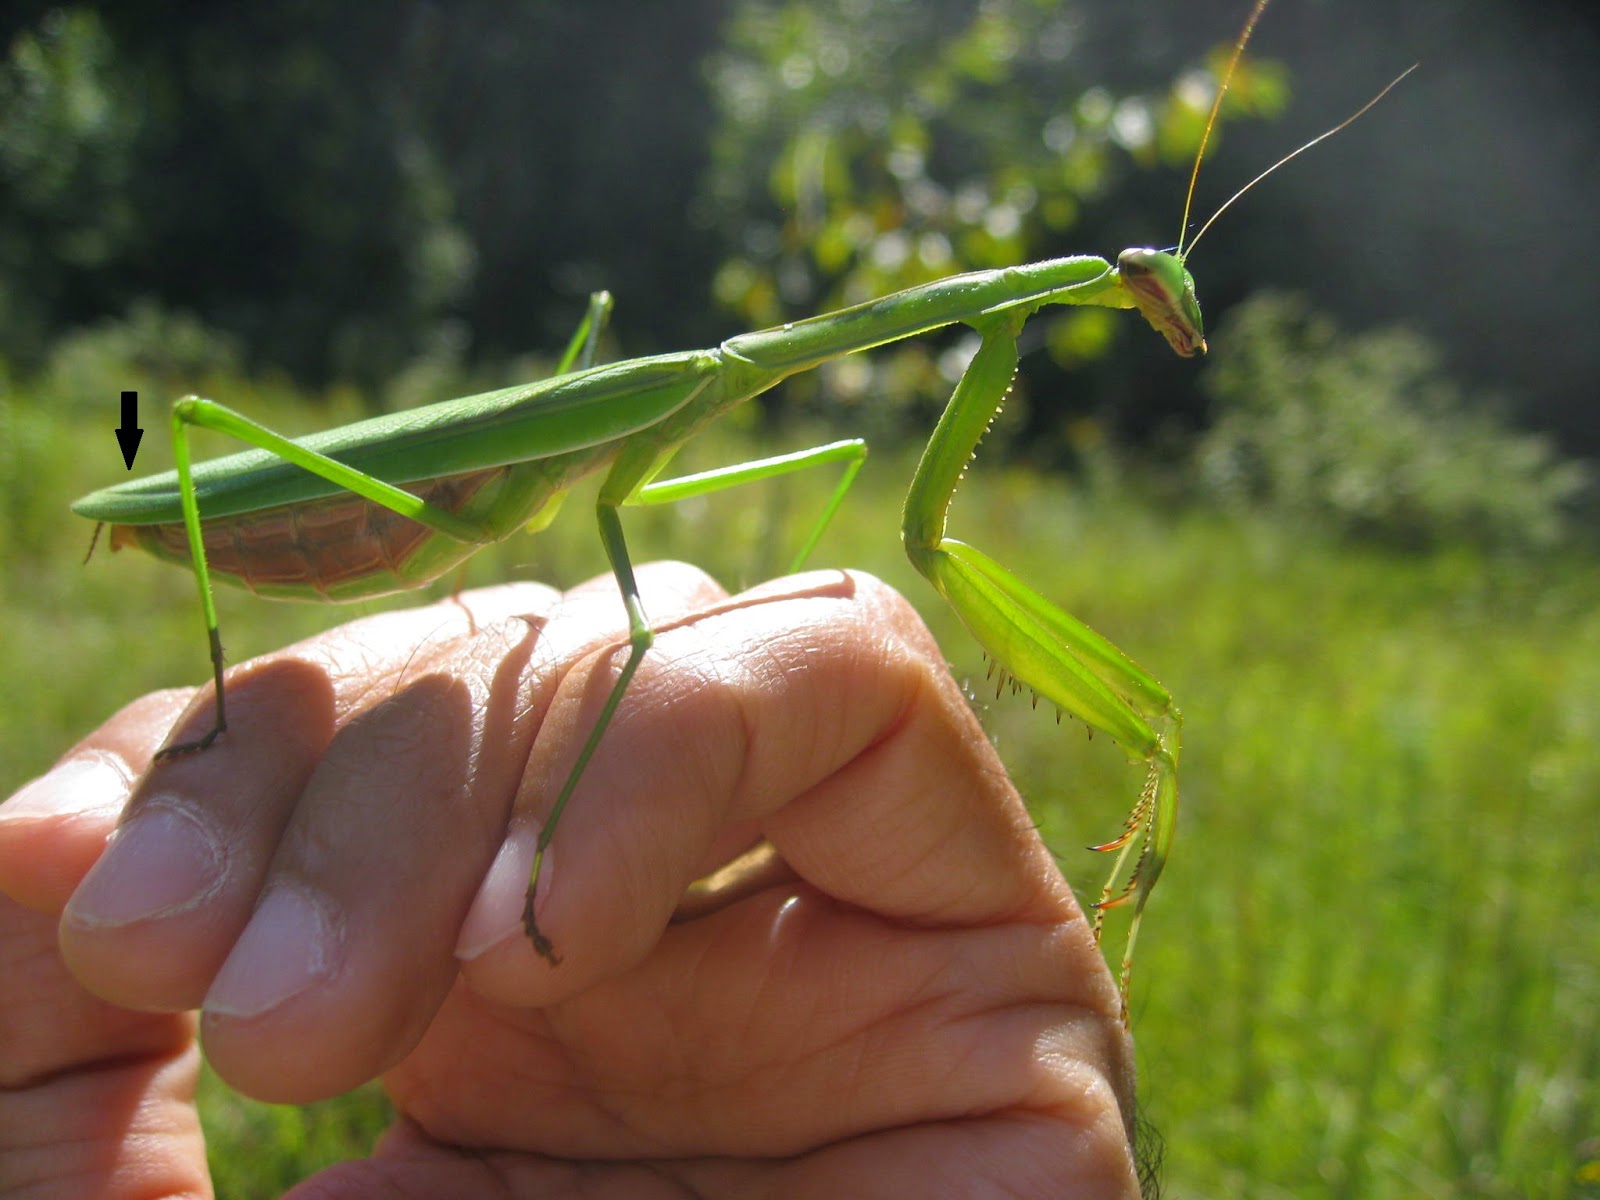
[2,387,1595,1198]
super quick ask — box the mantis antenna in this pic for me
[1176,0,1273,257]
[1175,0,1417,262]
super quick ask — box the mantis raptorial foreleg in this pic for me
[902,313,1182,1001]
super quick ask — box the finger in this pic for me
[55,581,560,1014]
[0,687,205,1200]
[194,563,731,1102]
[0,891,207,1200]
[402,878,1129,1158]
[457,570,1095,1008]
[0,688,190,914]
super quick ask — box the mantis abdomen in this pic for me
[107,447,616,601]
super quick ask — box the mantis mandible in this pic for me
[72,0,1408,1008]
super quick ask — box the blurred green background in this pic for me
[2,1,1596,1196]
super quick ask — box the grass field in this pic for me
[2,383,1596,1198]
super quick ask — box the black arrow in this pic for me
[115,390,143,469]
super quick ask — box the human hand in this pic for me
[0,564,1140,1198]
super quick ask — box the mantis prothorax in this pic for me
[72,0,1409,1009]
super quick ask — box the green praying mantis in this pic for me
[72,0,1410,1008]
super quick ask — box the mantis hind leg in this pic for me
[158,294,619,761]
[899,314,1180,1014]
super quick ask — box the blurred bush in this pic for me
[41,300,245,411]
[1195,293,1592,551]
[702,0,1285,439]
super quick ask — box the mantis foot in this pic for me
[154,723,225,760]
[522,889,562,966]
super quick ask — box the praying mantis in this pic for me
[71,0,1408,1007]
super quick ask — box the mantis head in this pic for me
[1117,247,1206,358]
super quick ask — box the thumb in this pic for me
[0,696,210,1199]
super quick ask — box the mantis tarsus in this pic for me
[72,0,1408,1009]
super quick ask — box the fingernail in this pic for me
[205,885,342,1018]
[456,820,543,961]
[1,756,130,823]
[64,798,224,927]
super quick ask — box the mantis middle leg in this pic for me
[522,431,868,959]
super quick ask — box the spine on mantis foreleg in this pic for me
[901,313,1023,556]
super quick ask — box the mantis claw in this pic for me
[522,887,562,965]
[154,723,225,760]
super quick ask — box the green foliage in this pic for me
[42,300,245,410]
[198,1065,392,1200]
[1196,293,1593,550]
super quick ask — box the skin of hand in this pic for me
[0,563,1141,1199]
